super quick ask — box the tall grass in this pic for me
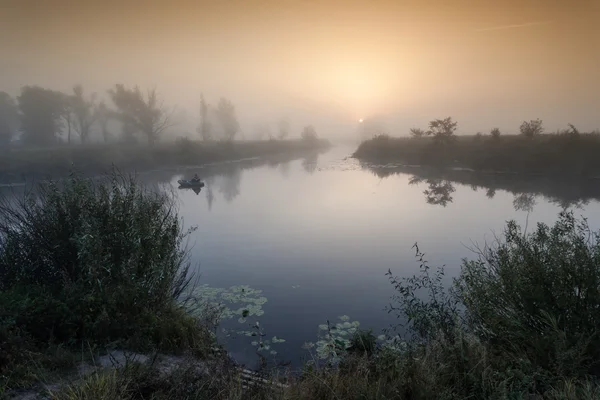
[354,133,600,175]
[0,171,212,390]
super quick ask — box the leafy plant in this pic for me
[520,118,544,137]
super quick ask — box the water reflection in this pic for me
[301,152,319,175]
[408,177,455,207]
[204,176,216,210]
[512,193,536,213]
[364,163,600,212]
[215,168,242,203]
[278,161,291,178]
[0,149,326,204]
[178,186,203,196]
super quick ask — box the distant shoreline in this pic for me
[353,133,600,176]
[0,138,331,184]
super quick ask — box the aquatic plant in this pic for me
[185,284,286,356]
[302,316,361,366]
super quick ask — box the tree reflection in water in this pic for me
[408,176,456,207]
[363,162,600,213]
[301,152,319,175]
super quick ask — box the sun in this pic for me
[358,118,364,123]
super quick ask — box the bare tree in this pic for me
[71,84,97,144]
[109,85,173,145]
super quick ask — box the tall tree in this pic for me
[426,117,457,144]
[59,93,74,145]
[301,125,318,142]
[108,85,172,145]
[0,92,19,151]
[18,86,65,147]
[197,93,212,141]
[71,84,97,144]
[94,101,112,143]
[215,98,239,142]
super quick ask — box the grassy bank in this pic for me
[354,133,600,176]
[4,172,600,399]
[0,138,331,183]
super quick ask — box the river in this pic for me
[4,145,600,369]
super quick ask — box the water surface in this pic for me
[170,146,600,367]
[5,146,600,368]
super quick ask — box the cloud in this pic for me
[475,20,553,32]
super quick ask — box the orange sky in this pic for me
[0,0,598,135]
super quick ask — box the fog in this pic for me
[1,0,599,143]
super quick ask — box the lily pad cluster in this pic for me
[186,284,267,323]
[184,284,286,356]
[304,315,361,365]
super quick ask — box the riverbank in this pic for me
[0,138,331,183]
[353,133,600,176]
[3,171,600,399]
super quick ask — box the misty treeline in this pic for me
[358,115,596,142]
[0,85,319,151]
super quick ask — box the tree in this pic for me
[252,123,272,140]
[519,118,543,138]
[18,86,65,147]
[426,117,457,144]
[567,123,580,137]
[410,128,426,138]
[59,93,75,145]
[490,127,501,139]
[197,93,212,141]
[215,98,239,141]
[277,118,290,140]
[301,125,318,142]
[95,101,112,143]
[108,85,172,145]
[0,92,19,151]
[71,84,97,144]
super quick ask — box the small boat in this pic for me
[177,179,205,188]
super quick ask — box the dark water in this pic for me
[168,146,600,368]
[4,145,600,368]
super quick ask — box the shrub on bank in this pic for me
[0,171,213,389]
[288,211,600,399]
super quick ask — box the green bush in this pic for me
[458,211,600,377]
[375,211,600,398]
[0,171,210,386]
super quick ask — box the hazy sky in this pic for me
[1,0,598,135]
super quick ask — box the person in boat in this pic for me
[191,173,201,183]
